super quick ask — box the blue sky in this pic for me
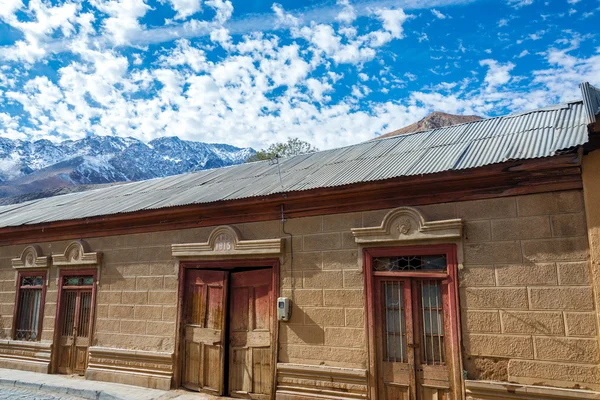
[0,0,599,150]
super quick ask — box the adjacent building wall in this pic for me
[0,189,598,398]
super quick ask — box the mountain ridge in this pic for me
[0,135,255,200]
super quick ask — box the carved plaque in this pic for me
[214,233,233,251]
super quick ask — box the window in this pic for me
[14,272,46,341]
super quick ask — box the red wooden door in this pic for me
[57,275,94,375]
[228,269,273,399]
[182,270,228,394]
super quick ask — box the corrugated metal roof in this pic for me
[0,91,596,229]
[581,82,600,124]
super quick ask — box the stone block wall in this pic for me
[456,191,599,391]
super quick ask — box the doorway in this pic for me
[365,246,462,400]
[55,270,97,375]
[180,265,275,399]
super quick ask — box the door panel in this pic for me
[182,270,228,394]
[229,269,273,399]
[376,278,452,400]
[58,286,93,375]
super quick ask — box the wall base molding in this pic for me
[276,363,367,400]
[85,346,173,390]
[465,380,600,400]
[0,340,51,374]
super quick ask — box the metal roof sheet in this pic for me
[0,93,595,229]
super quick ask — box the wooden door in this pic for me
[229,269,273,399]
[182,270,228,394]
[58,276,94,375]
[375,277,451,400]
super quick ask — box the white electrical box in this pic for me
[277,297,291,321]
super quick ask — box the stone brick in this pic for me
[323,250,359,270]
[362,209,390,228]
[464,356,508,381]
[565,313,597,337]
[521,237,588,262]
[148,291,177,305]
[108,305,134,319]
[556,191,584,213]
[103,248,138,264]
[96,291,121,304]
[235,221,280,240]
[121,319,146,334]
[122,233,154,248]
[418,203,457,220]
[163,276,178,290]
[491,216,552,240]
[457,198,517,220]
[529,287,594,310]
[508,359,599,385]
[149,263,177,276]
[517,193,559,216]
[322,212,362,232]
[96,305,109,319]
[285,216,322,235]
[137,246,172,262]
[557,262,591,285]
[341,232,358,249]
[162,306,177,321]
[534,336,599,363]
[281,325,324,345]
[136,276,163,290]
[464,334,533,358]
[95,319,120,333]
[303,271,343,289]
[109,277,136,291]
[324,327,365,348]
[345,308,365,328]
[501,311,564,335]
[281,271,303,289]
[281,289,323,306]
[121,291,148,305]
[323,289,363,307]
[343,270,363,288]
[119,263,150,277]
[464,242,522,264]
[459,266,495,287]
[293,252,322,271]
[462,311,501,333]
[303,233,342,251]
[551,213,587,237]
[146,321,175,336]
[464,221,491,243]
[495,264,557,286]
[460,288,528,309]
[134,305,163,321]
[304,307,345,326]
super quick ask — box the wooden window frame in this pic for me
[12,270,48,342]
[363,244,462,400]
[174,258,280,398]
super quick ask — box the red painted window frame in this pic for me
[363,244,462,400]
[12,270,48,341]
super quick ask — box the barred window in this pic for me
[14,272,46,341]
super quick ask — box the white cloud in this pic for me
[92,0,151,45]
[517,50,529,58]
[431,9,447,19]
[164,0,202,20]
[479,59,515,88]
[507,0,534,8]
[335,0,356,24]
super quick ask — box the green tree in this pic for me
[246,137,319,162]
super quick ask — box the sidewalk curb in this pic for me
[0,378,123,400]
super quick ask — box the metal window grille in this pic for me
[63,275,94,286]
[420,280,445,365]
[373,255,447,272]
[382,281,407,362]
[15,275,44,341]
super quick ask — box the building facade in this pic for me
[0,83,600,400]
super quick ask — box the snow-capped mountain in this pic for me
[0,135,255,199]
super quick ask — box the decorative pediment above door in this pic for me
[12,245,49,269]
[171,225,284,258]
[352,207,463,245]
[52,240,101,266]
